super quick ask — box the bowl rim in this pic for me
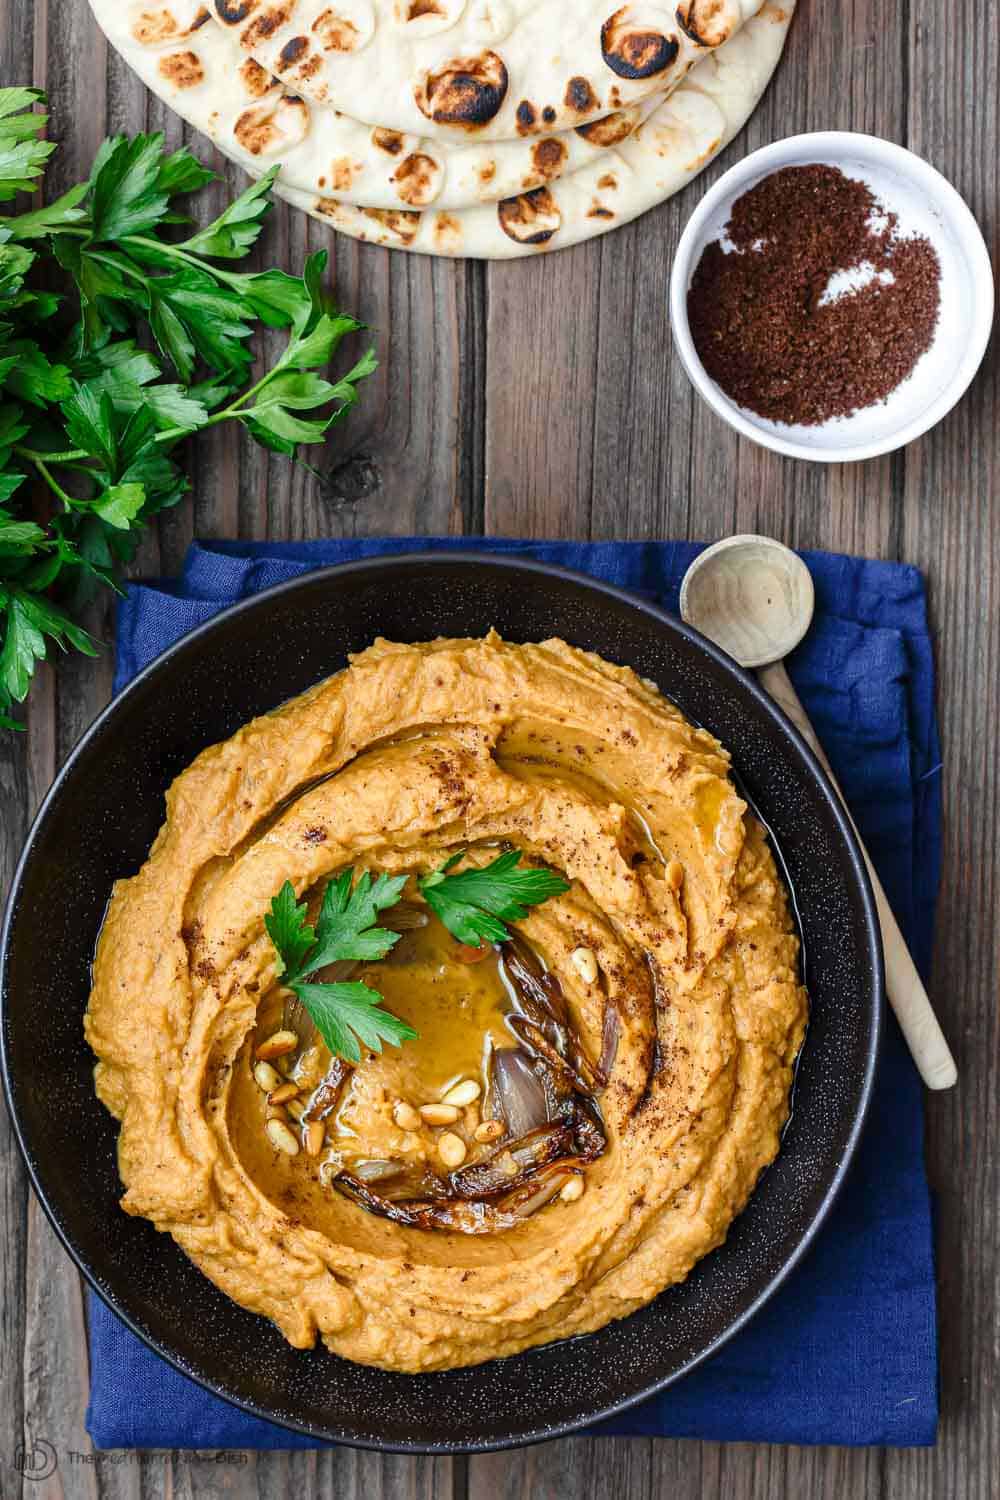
[0,550,885,1453]
[669,129,996,463]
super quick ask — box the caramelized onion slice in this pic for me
[501,934,569,1029]
[572,1095,606,1161]
[353,1159,406,1183]
[377,901,429,932]
[500,936,599,1091]
[334,1160,579,1235]
[282,992,317,1052]
[448,1122,573,1199]
[508,1015,593,1096]
[303,1056,351,1121]
[596,1002,621,1086]
[490,1046,549,1137]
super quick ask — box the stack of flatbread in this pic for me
[89,0,796,259]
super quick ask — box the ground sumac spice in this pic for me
[686,163,941,425]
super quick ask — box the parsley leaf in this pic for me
[419,850,571,947]
[175,167,277,260]
[0,90,55,201]
[265,873,417,1063]
[307,869,409,970]
[289,982,417,1064]
[0,588,97,711]
[93,481,145,530]
[87,134,172,242]
[264,881,316,982]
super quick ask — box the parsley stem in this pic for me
[121,235,270,299]
[151,366,286,446]
[84,248,149,287]
[31,455,75,509]
[14,444,88,464]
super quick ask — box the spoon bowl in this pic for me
[679,536,814,667]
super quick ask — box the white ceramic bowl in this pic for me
[669,132,995,463]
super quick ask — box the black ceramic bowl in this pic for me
[1,554,882,1452]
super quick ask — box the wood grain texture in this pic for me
[0,0,997,1496]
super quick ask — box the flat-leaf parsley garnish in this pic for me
[265,871,416,1064]
[419,850,570,948]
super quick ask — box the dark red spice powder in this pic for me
[686,163,942,426]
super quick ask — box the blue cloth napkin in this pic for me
[88,537,941,1450]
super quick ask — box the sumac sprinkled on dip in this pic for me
[687,163,942,425]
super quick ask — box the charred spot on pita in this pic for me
[214,0,256,23]
[242,3,293,45]
[601,9,680,79]
[676,0,737,48]
[393,152,441,207]
[372,126,406,155]
[158,49,204,87]
[565,76,599,114]
[497,186,561,246]
[233,93,309,155]
[361,206,422,245]
[415,51,508,128]
[311,8,363,51]
[278,35,309,65]
[239,57,273,95]
[575,108,637,147]
[132,5,210,44]
[531,137,568,178]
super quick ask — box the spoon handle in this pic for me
[757,660,957,1091]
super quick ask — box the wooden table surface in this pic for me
[1,0,997,1496]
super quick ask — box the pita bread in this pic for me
[89,0,670,211]
[230,3,796,258]
[205,0,764,141]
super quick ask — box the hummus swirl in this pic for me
[86,634,807,1372]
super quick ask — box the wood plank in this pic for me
[472,1438,887,1500]
[892,0,1000,1496]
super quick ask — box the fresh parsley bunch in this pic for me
[0,89,375,729]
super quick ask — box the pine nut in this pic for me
[560,1175,585,1203]
[266,1118,300,1156]
[269,1082,298,1105]
[256,1029,298,1061]
[474,1120,505,1143]
[305,1120,325,1157]
[253,1061,282,1092]
[442,1079,481,1108]
[393,1101,421,1131]
[438,1132,467,1169]
[286,1098,306,1122]
[419,1103,460,1126]
[570,946,598,984]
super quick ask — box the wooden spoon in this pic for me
[680,534,957,1090]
